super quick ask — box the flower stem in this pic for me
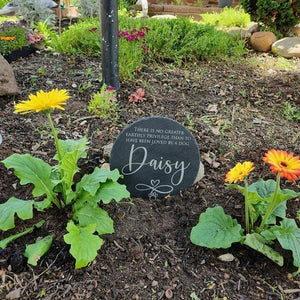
[46,113,65,207]
[244,179,250,233]
[258,173,281,231]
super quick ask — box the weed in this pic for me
[283,102,300,122]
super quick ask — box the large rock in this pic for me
[0,54,19,96]
[291,24,300,36]
[272,37,300,58]
[250,31,277,52]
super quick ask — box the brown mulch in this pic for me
[0,50,300,299]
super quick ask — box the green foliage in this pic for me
[283,102,300,122]
[190,206,243,248]
[1,122,130,269]
[64,221,103,269]
[88,85,118,120]
[191,167,300,273]
[241,0,299,36]
[0,0,9,8]
[0,21,30,56]
[200,7,251,27]
[13,0,56,25]
[24,235,53,266]
[77,0,99,18]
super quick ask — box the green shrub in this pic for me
[0,0,10,8]
[0,21,30,56]
[200,6,251,27]
[241,0,299,36]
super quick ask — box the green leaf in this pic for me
[64,221,103,269]
[56,137,88,204]
[73,203,114,235]
[0,198,34,231]
[243,233,284,266]
[248,179,276,199]
[56,137,88,161]
[76,168,121,196]
[270,218,300,268]
[97,181,130,204]
[0,221,44,249]
[253,201,287,225]
[2,154,57,205]
[190,206,243,249]
[24,235,53,266]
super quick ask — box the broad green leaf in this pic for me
[2,154,57,204]
[76,168,121,196]
[24,235,53,266]
[64,221,103,269]
[248,179,276,199]
[271,218,300,268]
[55,137,88,161]
[190,206,243,249]
[33,198,52,211]
[73,204,114,235]
[97,181,130,204]
[243,233,284,266]
[226,183,262,205]
[0,221,44,249]
[0,198,34,231]
[252,201,287,225]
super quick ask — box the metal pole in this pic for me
[100,0,119,91]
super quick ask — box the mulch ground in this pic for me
[0,50,299,299]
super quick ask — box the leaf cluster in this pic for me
[191,179,300,275]
[241,0,299,36]
[0,137,130,269]
[0,21,30,56]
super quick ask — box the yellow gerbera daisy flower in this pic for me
[14,89,70,114]
[225,161,255,184]
[263,149,300,181]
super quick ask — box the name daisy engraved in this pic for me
[110,116,200,199]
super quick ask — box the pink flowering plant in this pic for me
[129,88,146,103]
[118,26,150,81]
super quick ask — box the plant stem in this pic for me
[258,173,281,231]
[46,113,65,207]
[244,179,250,233]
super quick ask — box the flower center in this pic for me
[280,161,288,168]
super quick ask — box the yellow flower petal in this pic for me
[225,161,255,184]
[14,89,70,114]
[263,149,300,181]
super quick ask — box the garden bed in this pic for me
[0,51,299,299]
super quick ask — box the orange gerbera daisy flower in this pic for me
[225,161,255,184]
[0,36,15,41]
[263,149,300,181]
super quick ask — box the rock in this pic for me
[291,24,300,37]
[5,289,21,299]
[250,32,277,52]
[0,54,19,96]
[193,161,204,184]
[151,15,177,19]
[272,37,300,58]
[103,143,113,161]
[218,253,235,262]
[224,23,259,40]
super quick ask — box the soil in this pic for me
[0,50,300,300]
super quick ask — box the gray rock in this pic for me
[103,143,114,161]
[217,22,259,40]
[193,161,204,184]
[272,37,300,58]
[0,54,19,96]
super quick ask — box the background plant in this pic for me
[200,6,251,27]
[0,21,30,55]
[13,0,56,25]
[0,89,130,269]
[241,0,300,36]
[191,150,300,275]
[88,85,118,120]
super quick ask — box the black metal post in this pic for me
[100,0,119,91]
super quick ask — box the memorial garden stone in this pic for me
[110,116,201,199]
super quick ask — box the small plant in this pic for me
[200,6,251,28]
[128,88,146,103]
[88,85,118,120]
[283,102,300,122]
[191,150,300,275]
[0,21,30,56]
[0,89,130,269]
[118,26,150,81]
